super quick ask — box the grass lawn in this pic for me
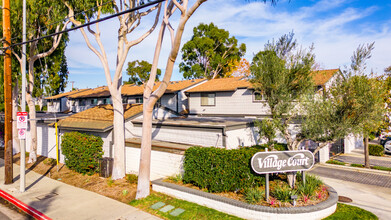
[324,203,378,220]
[130,192,243,220]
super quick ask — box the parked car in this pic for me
[380,137,391,146]
[385,141,391,154]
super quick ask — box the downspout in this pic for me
[176,92,179,113]
[222,127,227,149]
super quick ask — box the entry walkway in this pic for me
[0,159,160,220]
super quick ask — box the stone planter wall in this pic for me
[152,179,338,220]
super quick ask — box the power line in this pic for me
[3,0,165,49]
[9,0,115,42]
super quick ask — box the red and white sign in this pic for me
[17,112,28,129]
[18,129,26,140]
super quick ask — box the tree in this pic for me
[250,32,315,188]
[136,0,208,199]
[250,32,315,151]
[65,0,162,180]
[179,22,246,79]
[125,60,161,85]
[0,0,70,162]
[301,43,385,169]
[228,58,251,77]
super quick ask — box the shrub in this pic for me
[244,188,263,204]
[273,143,288,151]
[126,174,138,184]
[168,174,183,183]
[43,158,57,166]
[271,184,296,202]
[61,132,103,175]
[326,159,346,165]
[372,166,391,171]
[296,174,323,197]
[369,144,384,156]
[351,163,364,168]
[183,146,265,193]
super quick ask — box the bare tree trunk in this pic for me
[111,91,125,180]
[136,0,207,199]
[136,104,154,199]
[12,81,20,154]
[26,93,37,163]
[364,136,370,168]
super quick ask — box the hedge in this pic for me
[61,132,104,175]
[369,144,384,156]
[183,146,265,193]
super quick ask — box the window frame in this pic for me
[201,92,216,106]
[252,91,265,102]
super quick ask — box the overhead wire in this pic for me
[9,0,115,42]
[3,0,165,49]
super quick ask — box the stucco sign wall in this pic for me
[251,150,315,174]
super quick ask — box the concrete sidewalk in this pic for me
[0,159,160,220]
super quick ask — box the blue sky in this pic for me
[64,0,391,90]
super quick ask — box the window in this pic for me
[80,100,86,106]
[253,91,265,102]
[122,97,128,104]
[91,99,97,105]
[201,93,215,106]
[135,97,143,104]
[103,98,112,104]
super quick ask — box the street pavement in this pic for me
[0,158,160,220]
[309,148,391,220]
[316,176,391,220]
[309,165,391,188]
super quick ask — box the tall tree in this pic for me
[250,32,315,151]
[250,32,315,188]
[136,0,207,199]
[179,22,246,79]
[65,0,162,180]
[1,0,70,161]
[125,60,161,85]
[301,43,384,169]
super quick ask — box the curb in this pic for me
[316,163,391,175]
[0,189,52,220]
[152,178,338,214]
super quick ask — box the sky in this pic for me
[64,0,391,90]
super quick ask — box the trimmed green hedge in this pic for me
[183,146,265,193]
[369,144,384,156]
[61,132,104,175]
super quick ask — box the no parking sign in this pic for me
[18,129,26,139]
[17,112,28,129]
[17,112,28,140]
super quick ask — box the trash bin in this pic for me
[99,157,113,178]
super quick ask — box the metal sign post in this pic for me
[265,148,269,202]
[17,112,28,192]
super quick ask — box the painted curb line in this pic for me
[0,189,52,220]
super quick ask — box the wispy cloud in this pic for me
[65,0,391,89]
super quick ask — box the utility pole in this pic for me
[3,0,13,184]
